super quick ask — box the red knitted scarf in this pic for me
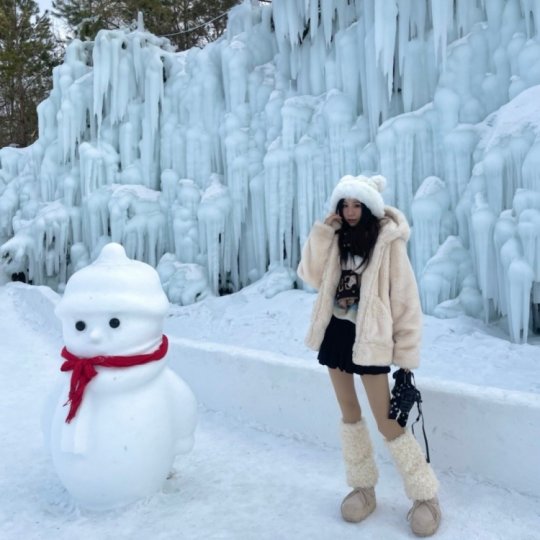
[60,335,169,423]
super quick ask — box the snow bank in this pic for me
[167,336,540,498]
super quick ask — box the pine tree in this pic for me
[0,0,59,147]
[51,0,125,42]
[52,0,240,50]
[124,0,240,50]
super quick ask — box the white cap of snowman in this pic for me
[56,243,169,319]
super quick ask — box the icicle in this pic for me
[363,22,386,136]
[140,51,164,189]
[223,125,249,271]
[295,135,320,250]
[323,90,355,183]
[402,38,436,113]
[173,206,199,264]
[443,126,479,208]
[281,96,317,149]
[79,142,119,198]
[308,0,319,40]
[186,127,212,188]
[0,183,19,238]
[374,0,398,98]
[321,0,336,46]
[420,236,469,313]
[409,0,427,40]
[482,148,505,215]
[411,176,450,274]
[336,25,360,114]
[39,142,60,202]
[507,258,534,342]
[37,98,58,145]
[397,0,412,78]
[116,54,134,124]
[430,0,453,69]
[455,0,482,38]
[92,31,111,134]
[263,138,294,265]
[513,188,540,215]
[493,211,517,315]
[145,211,167,267]
[518,208,540,283]
[82,188,111,251]
[197,175,232,294]
[248,171,268,279]
[285,0,303,48]
[222,38,249,112]
[521,137,540,192]
[271,0,290,51]
[520,0,540,37]
[470,194,498,317]
[69,242,90,273]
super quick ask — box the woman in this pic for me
[297,174,441,537]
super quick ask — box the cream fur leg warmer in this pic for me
[386,431,439,501]
[340,419,378,488]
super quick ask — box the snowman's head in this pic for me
[56,243,170,357]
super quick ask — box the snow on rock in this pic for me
[157,253,213,306]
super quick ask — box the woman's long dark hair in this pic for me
[336,199,381,269]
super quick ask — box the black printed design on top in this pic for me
[336,269,360,306]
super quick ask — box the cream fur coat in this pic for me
[297,206,422,369]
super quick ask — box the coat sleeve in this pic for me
[297,222,336,290]
[389,239,422,369]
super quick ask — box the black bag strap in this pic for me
[409,372,431,463]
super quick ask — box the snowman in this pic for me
[45,243,197,511]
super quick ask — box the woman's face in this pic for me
[342,198,362,226]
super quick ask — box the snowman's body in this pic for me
[49,360,196,510]
[45,243,197,510]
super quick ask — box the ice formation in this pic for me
[0,0,539,341]
[44,243,197,510]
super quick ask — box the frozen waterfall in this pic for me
[0,0,539,342]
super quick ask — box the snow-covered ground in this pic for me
[1,282,539,539]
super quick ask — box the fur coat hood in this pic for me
[370,206,411,245]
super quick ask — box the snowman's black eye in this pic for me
[109,318,120,329]
[75,321,86,331]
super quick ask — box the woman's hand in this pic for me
[324,213,342,230]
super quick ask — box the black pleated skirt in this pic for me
[318,316,391,376]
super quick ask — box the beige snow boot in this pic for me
[408,497,442,537]
[339,419,378,523]
[386,431,441,537]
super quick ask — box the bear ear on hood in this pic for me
[329,174,387,218]
[367,175,386,193]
